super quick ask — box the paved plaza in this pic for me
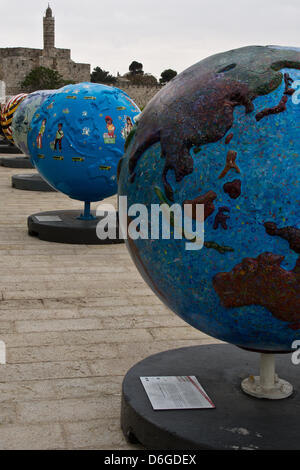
[0,157,218,449]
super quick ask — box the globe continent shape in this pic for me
[118,45,300,352]
[28,82,140,202]
[12,90,54,155]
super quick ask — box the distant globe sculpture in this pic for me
[28,82,140,206]
[0,93,27,144]
[12,90,54,155]
[118,45,300,353]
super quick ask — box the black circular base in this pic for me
[121,344,300,450]
[0,156,33,168]
[12,173,56,192]
[0,145,22,154]
[28,210,124,245]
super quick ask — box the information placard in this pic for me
[35,215,62,222]
[140,376,215,410]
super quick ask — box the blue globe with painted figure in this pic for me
[12,90,54,155]
[118,45,300,353]
[28,82,140,201]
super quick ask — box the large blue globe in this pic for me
[118,45,300,352]
[28,82,140,201]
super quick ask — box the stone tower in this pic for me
[43,4,55,50]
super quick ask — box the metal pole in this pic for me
[241,352,293,399]
[260,354,275,390]
[84,201,91,219]
[78,201,96,220]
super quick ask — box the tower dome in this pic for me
[45,4,52,17]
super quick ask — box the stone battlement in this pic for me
[116,83,162,109]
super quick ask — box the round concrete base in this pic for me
[0,145,22,154]
[0,156,33,168]
[121,344,299,450]
[12,173,56,192]
[28,210,124,245]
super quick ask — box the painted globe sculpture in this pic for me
[0,94,27,144]
[12,90,54,155]
[28,82,140,202]
[118,45,300,353]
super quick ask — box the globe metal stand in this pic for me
[12,173,56,192]
[28,202,124,244]
[241,353,293,399]
[121,344,299,450]
[78,201,97,221]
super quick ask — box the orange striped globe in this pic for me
[0,93,27,144]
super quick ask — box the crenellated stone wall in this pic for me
[116,83,162,109]
[0,47,90,95]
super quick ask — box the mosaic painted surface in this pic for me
[28,83,140,202]
[0,94,27,144]
[12,90,54,155]
[118,45,300,352]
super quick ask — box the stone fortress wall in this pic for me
[1,51,161,108]
[0,47,90,96]
[115,82,162,109]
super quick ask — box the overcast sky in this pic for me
[1,0,300,79]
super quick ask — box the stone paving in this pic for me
[0,157,218,450]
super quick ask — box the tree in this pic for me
[129,61,144,76]
[90,66,116,84]
[159,69,177,85]
[21,67,68,92]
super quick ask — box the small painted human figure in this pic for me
[54,123,64,151]
[122,116,133,139]
[105,116,115,138]
[36,119,46,149]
